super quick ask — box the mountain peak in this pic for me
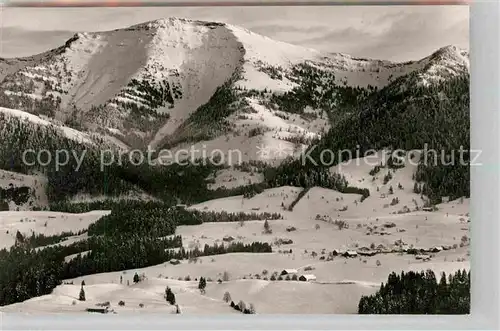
[430,45,469,62]
[122,17,227,33]
[0,18,470,153]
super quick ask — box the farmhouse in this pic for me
[331,249,346,256]
[169,259,180,265]
[415,255,431,261]
[299,274,317,282]
[399,206,411,213]
[383,222,396,228]
[377,244,388,251]
[223,235,235,242]
[281,269,298,276]
[342,250,358,258]
[357,250,377,257]
[86,307,109,314]
[431,246,443,253]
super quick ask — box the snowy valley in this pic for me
[0,17,470,315]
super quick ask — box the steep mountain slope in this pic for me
[270,69,470,204]
[0,18,468,158]
[0,106,155,205]
[0,17,469,207]
[0,106,94,145]
[0,18,244,149]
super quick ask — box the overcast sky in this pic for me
[0,5,469,61]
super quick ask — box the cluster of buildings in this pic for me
[280,269,316,282]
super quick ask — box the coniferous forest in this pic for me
[0,203,274,306]
[272,73,470,204]
[358,269,470,314]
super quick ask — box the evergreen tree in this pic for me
[198,277,207,294]
[263,220,271,234]
[414,182,421,194]
[358,269,470,314]
[0,201,8,211]
[15,231,24,246]
[165,286,170,302]
[169,291,176,306]
[79,286,86,301]
[238,300,246,312]
[249,303,256,314]
[165,286,176,305]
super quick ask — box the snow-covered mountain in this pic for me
[0,18,469,159]
[0,18,471,315]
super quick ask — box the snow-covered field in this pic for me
[0,169,48,210]
[0,151,470,315]
[207,168,265,191]
[0,210,109,250]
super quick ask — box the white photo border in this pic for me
[0,0,498,330]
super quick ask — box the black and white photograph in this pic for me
[0,4,470,315]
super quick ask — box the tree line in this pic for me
[0,231,272,307]
[269,73,469,203]
[0,200,275,307]
[1,109,371,208]
[358,269,470,314]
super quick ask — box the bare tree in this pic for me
[249,303,256,314]
[263,220,272,234]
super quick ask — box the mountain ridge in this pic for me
[0,18,469,156]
